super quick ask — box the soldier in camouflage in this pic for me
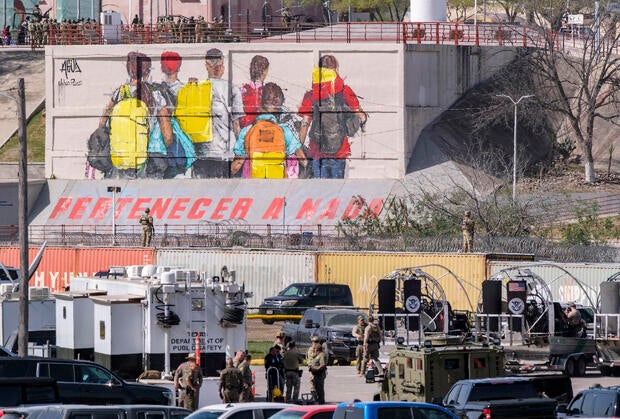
[307,341,327,404]
[238,353,254,402]
[363,315,384,376]
[139,208,154,246]
[219,358,243,403]
[352,315,367,376]
[173,353,203,411]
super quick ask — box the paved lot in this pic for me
[251,365,618,404]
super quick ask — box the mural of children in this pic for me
[156,51,196,178]
[239,55,269,129]
[98,52,173,179]
[298,55,366,179]
[190,48,244,178]
[231,82,306,179]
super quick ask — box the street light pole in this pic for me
[107,186,121,245]
[496,94,534,201]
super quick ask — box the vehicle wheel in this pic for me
[565,358,576,377]
[600,366,613,376]
[338,359,351,366]
[262,319,275,325]
[576,357,586,377]
[327,357,335,366]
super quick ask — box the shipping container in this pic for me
[155,249,316,309]
[487,261,620,308]
[0,247,155,291]
[316,252,488,311]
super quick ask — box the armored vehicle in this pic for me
[375,337,505,403]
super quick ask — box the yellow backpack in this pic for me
[174,80,213,143]
[109,84,149,170]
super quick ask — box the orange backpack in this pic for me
[245,119,286,179]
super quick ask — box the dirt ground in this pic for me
[246,318,283,342]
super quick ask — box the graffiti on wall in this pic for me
[85,49,367,180]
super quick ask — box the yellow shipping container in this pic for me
[317,252,488,311]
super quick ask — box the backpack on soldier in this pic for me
[245,119,286,179]
[174,80,213,143]
[109,84,149,170]
[308,90,361,154]
[370,324,381,342]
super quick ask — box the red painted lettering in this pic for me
[296,199,322,220]
[317,198,339,220]
[365,199,384,218]
[230,198,253,219]
[262,198,285,220]
[49,198,72,219]
[211,198,233,220]
[169,198,190,219]
[69,198,92,219]
[151,198,172,219]
[129,198,153,219]
[187,198,212,220]
[115,198,133,219]
[89,198,112,220]
[341,197,365,220]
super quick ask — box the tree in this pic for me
[522,1,620,183]
[447,0,475,22]
[495,0,524,23]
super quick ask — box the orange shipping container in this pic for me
[317,252,488,311]
[0,247,155,291]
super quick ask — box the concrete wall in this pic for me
[0,180,46,228]
[45,43,517,182]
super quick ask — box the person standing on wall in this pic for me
[352,315,367,376]
[461,210,475,253]
[173,353,203,411]
[139,208,154,247]
[362,315,383,376]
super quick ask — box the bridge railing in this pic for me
[17,21,585,48]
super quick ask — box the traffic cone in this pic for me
[251,370,256,398]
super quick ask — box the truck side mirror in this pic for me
[314,323,320,328]
[555,405,567,414]
[431,397,444,406]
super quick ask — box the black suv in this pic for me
[258,283,353,324]
[558,385,620,417]
[0,357,174,406]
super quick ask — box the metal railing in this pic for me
[473,313,525,346]
[9,21,569,47]
[374,312,449,347]
[595,313,620,340]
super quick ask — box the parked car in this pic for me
[259,283,354,324]
[0,404,191,419]
[333,401,457,419]
[440,377,558,419]
[281,307,366,365]
[269,405,336,419]
[0,357,174,406]
[557,384,620,417]
[0,377,61,407]
[187,402,290,419]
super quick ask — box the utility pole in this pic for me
[17,78,29,357]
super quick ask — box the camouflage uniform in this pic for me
[461,211,475,253]
[139,209,154,246]
[173,360,203,411]
[219,365,243,403]
[238,359,254,402]
[282,346,302,402]
[306,344,318,394]
[363,320,383,375]
[308,348,326,404]
[352,318,366,375]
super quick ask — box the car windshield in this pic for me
[325,313,360,326]
[269,411,305,419]
[187,411,224,419]
[469,382,538,401]
[280,285,314,297]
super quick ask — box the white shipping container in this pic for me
[155,249,316,310]
[487,261,620,307]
